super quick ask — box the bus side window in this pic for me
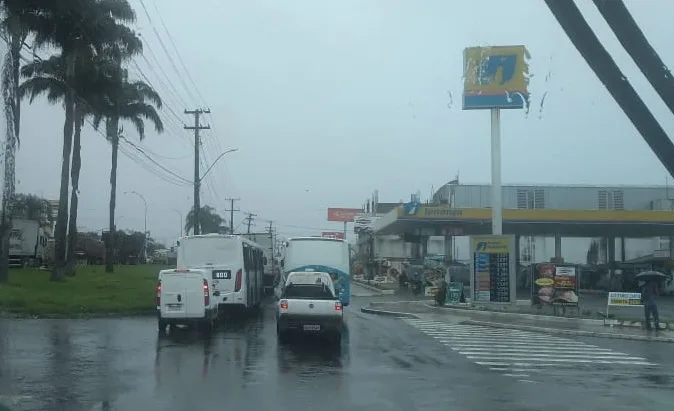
[257,250,262,274]
[244,246,250,271]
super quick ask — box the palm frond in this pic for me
[19,76,67,104]
[121,102,163,133]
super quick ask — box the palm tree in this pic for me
[0,1,28,283]
[91,60,163,273]
[11,193,52,224]
[16,0,141,280]
[185,205,227,235]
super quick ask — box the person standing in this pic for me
[642,280,663,331]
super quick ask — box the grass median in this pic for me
[0,264,171,317]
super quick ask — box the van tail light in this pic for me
[234,269,242,292]
[203,279,210,306]
[280,299,288,310]
[335,301,342,311]
[156,282,161,306]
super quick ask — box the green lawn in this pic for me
[0,264,172,317]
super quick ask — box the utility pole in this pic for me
[244,212,257,234]
[268,221,275,273]
[225,198,240,233]
[184,108,210,235]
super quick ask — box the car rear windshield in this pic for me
[282,284,336,300]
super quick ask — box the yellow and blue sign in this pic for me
[396,205,674,224]
[463,45,530,110]
[471,235,512,254]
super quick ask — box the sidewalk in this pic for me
[363,300,674,342]
[458,317,674,343]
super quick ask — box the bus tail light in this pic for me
[280,299,288,310]
[234,269,242,292]
[203,279,210,306]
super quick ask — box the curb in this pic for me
[424,303,674,330]
[0,310,157,320]
[461,319,674,343]
[352,280,395,295]
[424,303,605,326]
[360,306,419,319]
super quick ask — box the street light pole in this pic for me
[199,148,238,183]
[171,208,183,237]
[126,191,148,262]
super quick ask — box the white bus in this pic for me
[177,234,266,312]
[281,237,351,306]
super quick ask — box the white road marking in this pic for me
[404,319,657,379]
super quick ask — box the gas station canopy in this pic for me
[372,205,674,238]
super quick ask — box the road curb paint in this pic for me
[359,306,419,319]
[423,303,605,326]
[423,303,673,329]
[461,319,674,343]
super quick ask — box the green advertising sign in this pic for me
[445,282,464,304]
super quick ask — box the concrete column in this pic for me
[444,235,453,262]
[620,237,626,262]
[514,234,521,289]
[607,237,616,264]
[421,236,429,259]
[554,233,562,259]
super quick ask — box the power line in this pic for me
[4,42,191,187]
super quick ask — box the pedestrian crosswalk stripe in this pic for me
[403,319,657,378]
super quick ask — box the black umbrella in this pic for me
[636,270,666,282]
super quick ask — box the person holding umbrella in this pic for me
[637,270,666,331]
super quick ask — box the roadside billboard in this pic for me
[531,263,579,307]
[463,45,530,110]
[322,231,345,240]
[353,214,379,233]
[327,208,362,222]
[469,235,516,303]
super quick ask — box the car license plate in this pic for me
[303,324,320,331]
[167,303,182,310]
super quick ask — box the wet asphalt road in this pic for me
[0,284,673,411]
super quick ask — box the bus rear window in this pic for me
[282,284,336,300]
[178,238,241,266]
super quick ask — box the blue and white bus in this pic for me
[281,237,351,306]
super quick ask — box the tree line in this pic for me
[0,0,164,283]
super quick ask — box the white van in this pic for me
[177,234,266,312]
[156,268,219,333]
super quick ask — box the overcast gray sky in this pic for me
[5,0,674,246]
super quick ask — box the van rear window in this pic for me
[282,284,335,300]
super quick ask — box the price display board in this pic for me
[470,235,516,303]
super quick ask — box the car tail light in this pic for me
[234,269,242,292]
[335,301,342,311]
[280,299,288,310]
[156,282,161,306]
[203,279,210,306]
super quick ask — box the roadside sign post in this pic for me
[462,45,530,235]
[605,292,643,324]
[490,108,502,234]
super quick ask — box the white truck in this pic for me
[9,219,47,267]
[156,268,220,334]
[276,271,344,345]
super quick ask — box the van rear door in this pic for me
[159,270,207,319]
